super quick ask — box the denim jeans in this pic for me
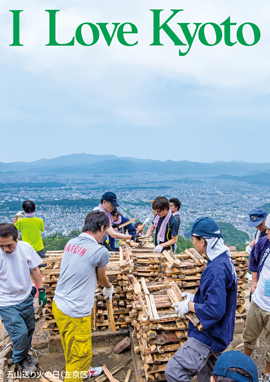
[0,293,35,363]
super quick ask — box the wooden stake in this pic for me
[106,300,116,332]
[95,359,132,382]
[124,369,132,382]
[102,365,120,382]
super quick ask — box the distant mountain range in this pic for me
[0,154,270,186]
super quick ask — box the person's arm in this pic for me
[160,235,178,249]
[30,266,44,289]
[13,215,18,224]
[106,226,132,240]
[249,239,256,249]
[251,272,258,294]
[146,224,155,238]
[97,265,111,288]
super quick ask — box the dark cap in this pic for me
[184,217,222,238]
[247,209,266,227]
[213,351,258,382]
[102,192,119,207]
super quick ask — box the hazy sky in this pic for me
[0,0,269,163]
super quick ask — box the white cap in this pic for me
[266,214,270,229]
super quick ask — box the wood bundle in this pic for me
[41,256,62,336]
[129,276,193,382]
[230,252,249,318]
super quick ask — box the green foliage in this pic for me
[176,235,194,253]
[44,230,80,252]
[217,222,249,251]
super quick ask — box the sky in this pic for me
[0,0,270,163]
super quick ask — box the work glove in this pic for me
[172,300,190,319]
[154,244,163,253]
[31,285,37,298]
[131,235,140,243]
[38,288,47,307]
[103,285,114,302]
[245,245,252,254]
[112,224,119,230]
[16,211,25,218]
[181,292,194,302]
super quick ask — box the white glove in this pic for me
[181,292,195,302]
[144,217,151,224]
[246,245,252,255]
[172,300,190,318]
[103,285,114,302]
[154,244,163,253]
[16,211,25,218]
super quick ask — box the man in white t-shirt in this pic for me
[0,223,47,377]
[243,214,270,382]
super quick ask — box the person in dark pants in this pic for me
[165,217,237,382]
[0,224,47,377]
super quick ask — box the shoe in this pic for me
[18,358,37,377]
[261,373,270,382]
[84,366,103,379]
[27,353,39,366]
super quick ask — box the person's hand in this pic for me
[131,235,140,243]
[103,285,114,302]
[172,300,190,318]
[38,288,47,307]
[181,292,194,302]
[251,283,257,294]
[16,211,25,218]
[246,245,252,254]
[94,288,100,301]
[31,285,37,298]
[154,244,163,253]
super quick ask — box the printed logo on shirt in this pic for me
[260,248,270,268]
[64,243,87,257]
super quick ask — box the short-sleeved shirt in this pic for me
[153,215,179,251]
[173,212,181,233]
[54,233,110,318]
[15,217,44,251]
[0,241,42,307]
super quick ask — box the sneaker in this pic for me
[27,353,39,366]
[18,358,37,377]
[84,366,103,379]
[261,373,270,382]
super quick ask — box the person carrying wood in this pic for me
[145,196,178,253]
[93,192,139,250]
[109,208,137,251]
[52,210,115,382]
[0,223,47,377]
[165,217,238,382]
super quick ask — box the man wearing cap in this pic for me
[243,214,270,382]
[93,192,139,250]
[165,217,237,382]
[246,209,267,254]
[211,351,258,382]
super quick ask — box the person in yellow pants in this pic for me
[53,211,114,382]
[52,303,92,381]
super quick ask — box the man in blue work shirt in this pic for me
[109,209,137,251]
[165,217,237,382]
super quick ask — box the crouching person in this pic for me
[52,211,114,382]
[0,224,47,376]
[165,217,238,382]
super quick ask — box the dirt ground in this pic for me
[0,293,268,381]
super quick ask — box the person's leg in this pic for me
[19,294,36,350]
[243,300,264,356]
[262,309,270,375]
[197,352,221,382]
[52,301,92,382]
[0,304,29,363]
[165,337,212,382]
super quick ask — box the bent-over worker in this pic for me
[165,217,237,382]
[0,224,47,377]
[52,211,115,382]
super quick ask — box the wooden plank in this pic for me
[106,300,116,333]
[118,218,137,230]
[124,369,132,382]
[149,295,159,320]
[141,278,150,294]
[102,365,120,382]
[119,246,124,267]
